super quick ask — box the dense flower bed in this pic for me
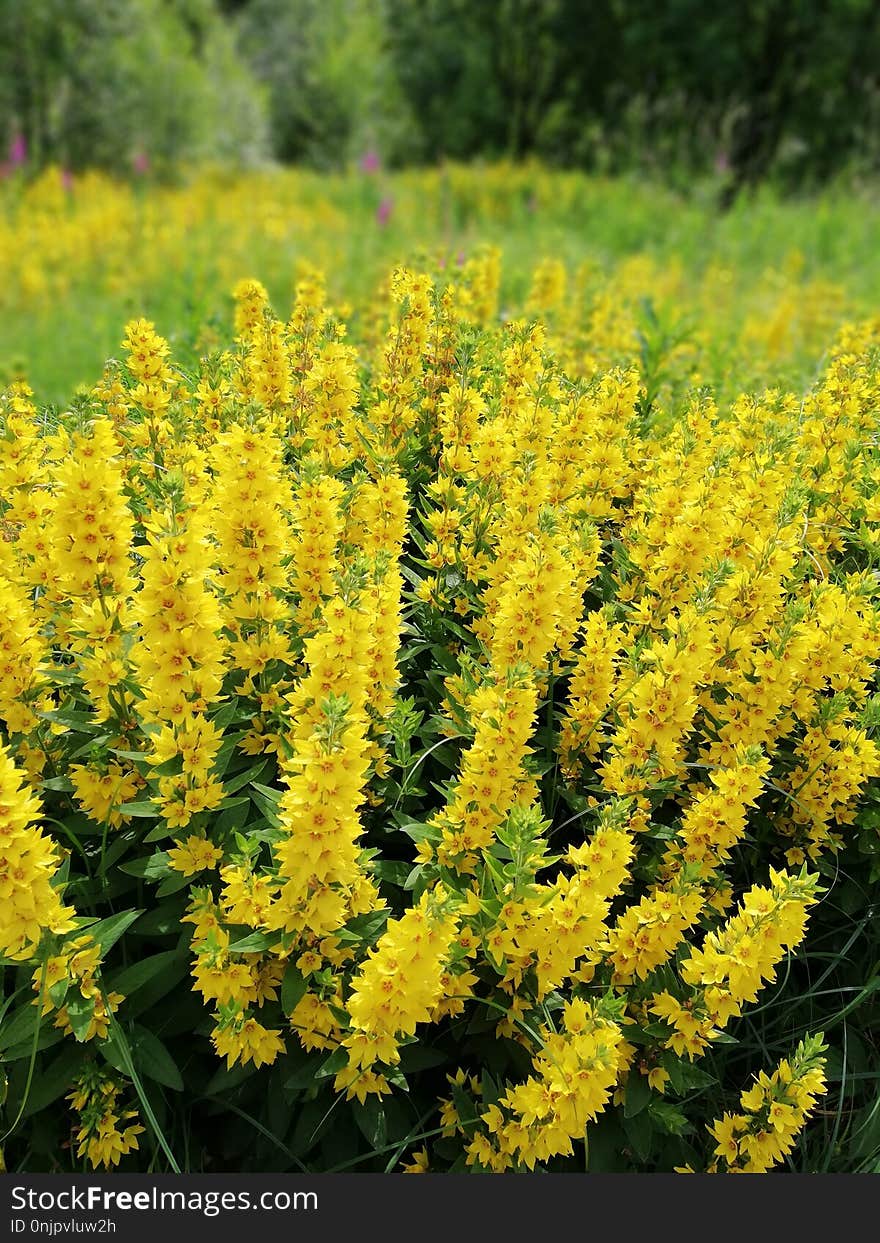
[1,250,878,1172]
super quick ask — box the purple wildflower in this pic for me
[376,196,394,227]
[9,133,26,167]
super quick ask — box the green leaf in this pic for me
[223,758,270,795]
[450,1078,477,1134]
[281,965,308,1016]
[399,1045,447,1072]
[227,931,272,954]
[40,776,74,793]
[397,821,435,843]
[144,823,175,843]
[663,1055,716,1095]
[480,1069,501,1110]
[209,702,240,732]
[212,801,252,836]
[209,731,250,781]
[622,1106,654,1162]
[353,1097,387,1150]
[623,1070,652,1117]
[371,860,412,887]
[98,835,133,874]
[585,1115,629,1172]
[48,977,69,1008]
[65,991,96,1043]
[129,897,189,937]
[132,1029,186,1091]
[315,1046,348,1078]
[3,1029,65,1062]
[109,950,188,999]
[648,1098,691,1136]
[217,794,251,812]
[155,872,191,898]
[250,782,282,827]
[102,1025,184,1091]
[0,1003,44,1053]
[39,709,100,731]
[284,1054,323,1093]
[21,1045,84,1119]
[290,1096,331,1157]
[84,909,143,954]
[118,853,170,881]
[117,801,159,818]
[204,1059,258,1096]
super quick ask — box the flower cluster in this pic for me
[67,1066,144,1169]
[705,1034,828,1172]
[0,744,73,959]
[0,229,876,1175]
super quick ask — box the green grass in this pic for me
[2,163,880,402]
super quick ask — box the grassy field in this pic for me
[3,163,880,403]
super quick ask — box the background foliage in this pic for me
[3,0,880,190]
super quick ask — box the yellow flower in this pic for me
[167,836,223,876]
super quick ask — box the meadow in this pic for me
[0,163,879,1174]
[5,163,880,403]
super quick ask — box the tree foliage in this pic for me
[0,0,268,171]
[2,0,880,189]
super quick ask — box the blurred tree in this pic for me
[234,0,419,166]
[386,0,880,191]
[0,0,268,171]
[383,0,621,160]
[2,0,880,189]
[617,0,880,196]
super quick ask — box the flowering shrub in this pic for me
[1,237,879,1173]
